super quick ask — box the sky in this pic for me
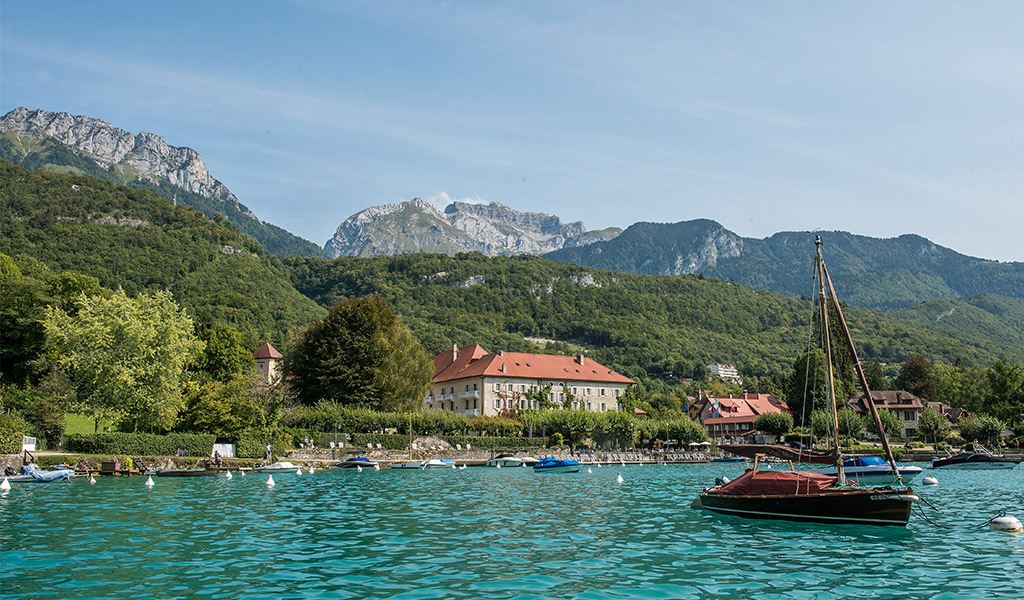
[2,1,1023,262]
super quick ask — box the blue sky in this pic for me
[3,1,1022,261]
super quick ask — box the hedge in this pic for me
[0,430,22,454]
[65,433,216,457]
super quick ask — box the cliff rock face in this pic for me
[324,198,619,258]
[1,107,255,219]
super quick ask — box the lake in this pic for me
[1,462,1022,599]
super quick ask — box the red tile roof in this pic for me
[252,342,282,359]
[432,344,634,385]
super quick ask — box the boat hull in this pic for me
[695,487,915,526]
[813,466,923,486]
[153,469,220,477]
[533,464,581,473]
[931,459,1020,470]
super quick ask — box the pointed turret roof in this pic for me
[252,342,282,360]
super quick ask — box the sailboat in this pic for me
[391,411,424,469]
[692,237,918,526]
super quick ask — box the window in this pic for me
[585,388,592,396]
[572,387,578,395]
[494,399,500,409]
[494,383,501,391]
[473,399,477,409]
[600,388,606,396]
[586,401,592,411]
[465,384,470,392]
[473,383,478,391]
[600,403,606,412]
[506,384,513,391]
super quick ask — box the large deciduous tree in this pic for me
[753,411,794,439]
[44,289,202,432]
[289,295,433,410]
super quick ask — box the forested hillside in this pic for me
[0,134,324,258]
[545,221,1024,311]
[284,252,1024,383]
[0,162,324,346]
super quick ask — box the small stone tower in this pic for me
[252,342,283,385]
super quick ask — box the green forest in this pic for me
[2,162,1022,455]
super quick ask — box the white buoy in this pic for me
[240,469,246,476]
[496,464,502,469]
[451,463,456,469]
[89,475,97,484]
[373,464,380,471]
[989,515,1023,533]
[356,465,363,473]
[587,467,593,473]
[459,464,466,470]
[620,460,625,467]
[266,475,275,487]
[308,466,315,474]
[0,477,10,492]
[616,472,624,483]
[922,476,938,485]
[597,463,602,468]
[144,476,155,487]
[296,468,303,476]
[225,471,233,480]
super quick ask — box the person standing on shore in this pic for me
[265,443,272,462]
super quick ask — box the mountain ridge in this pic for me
[0,107,323,258]
[325,197,621,258]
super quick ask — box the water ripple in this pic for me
[2,463,1022,598]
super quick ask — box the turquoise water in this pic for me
[1,463,1022,599]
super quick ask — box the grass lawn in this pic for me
[64,413,113,435]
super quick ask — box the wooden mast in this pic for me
[815,238,846,484]
[816,236,901,481]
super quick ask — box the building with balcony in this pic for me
[691,393,789,442]
[707,363,742,384]
[425,344,635,416]
[847,390,924,440]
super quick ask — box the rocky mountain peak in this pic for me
[1,107,254,219]
[324,198,610,259]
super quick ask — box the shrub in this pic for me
[0,430,22,454]
[64,433,215,456]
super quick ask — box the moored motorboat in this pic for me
[254,461,302,472]
[333,454,379,469]
[932,444,1021,470]
[812,456,923,486]
[421,458,454,468]
[485,453,522,467]
[3,463,73,483]
[532,457,582,473]
[153,467,220,477]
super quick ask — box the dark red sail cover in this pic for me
[717,469,840,495]
[719,444,839,465]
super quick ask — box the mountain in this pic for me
[324,197,621,258]
[544,220,1024,311]
[0,162,325,346]
[0,107,323,258]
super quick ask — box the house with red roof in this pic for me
[426,344,635,416]
[691,393,789,442]
[847,390,924,440]
[253,342,283,385]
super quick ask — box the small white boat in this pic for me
[421,459,454,468]
[390,461,424,469]
[254,461,302,473]
[485,454,522,467]
[931,444,1021,470]
[812,456,923,486]
[333,455,379,469]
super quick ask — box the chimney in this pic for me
[577,354,585,366]
[498,350,504,357]
[501,363,507,373]
[452,342,458,364]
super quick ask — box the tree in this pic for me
[44,289,202,432]
[862,359,887,391]
[194,325,255,383]
[289,295,433,410]
[917,406,951,445]
[786,349,831,428]
[837,407,864,440]
[753,411,793,439]
[179,373,269,438]
[957,414,1006,445]
[984,360,1024,424]
[894,355,937,401]
[864,408,903,439]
